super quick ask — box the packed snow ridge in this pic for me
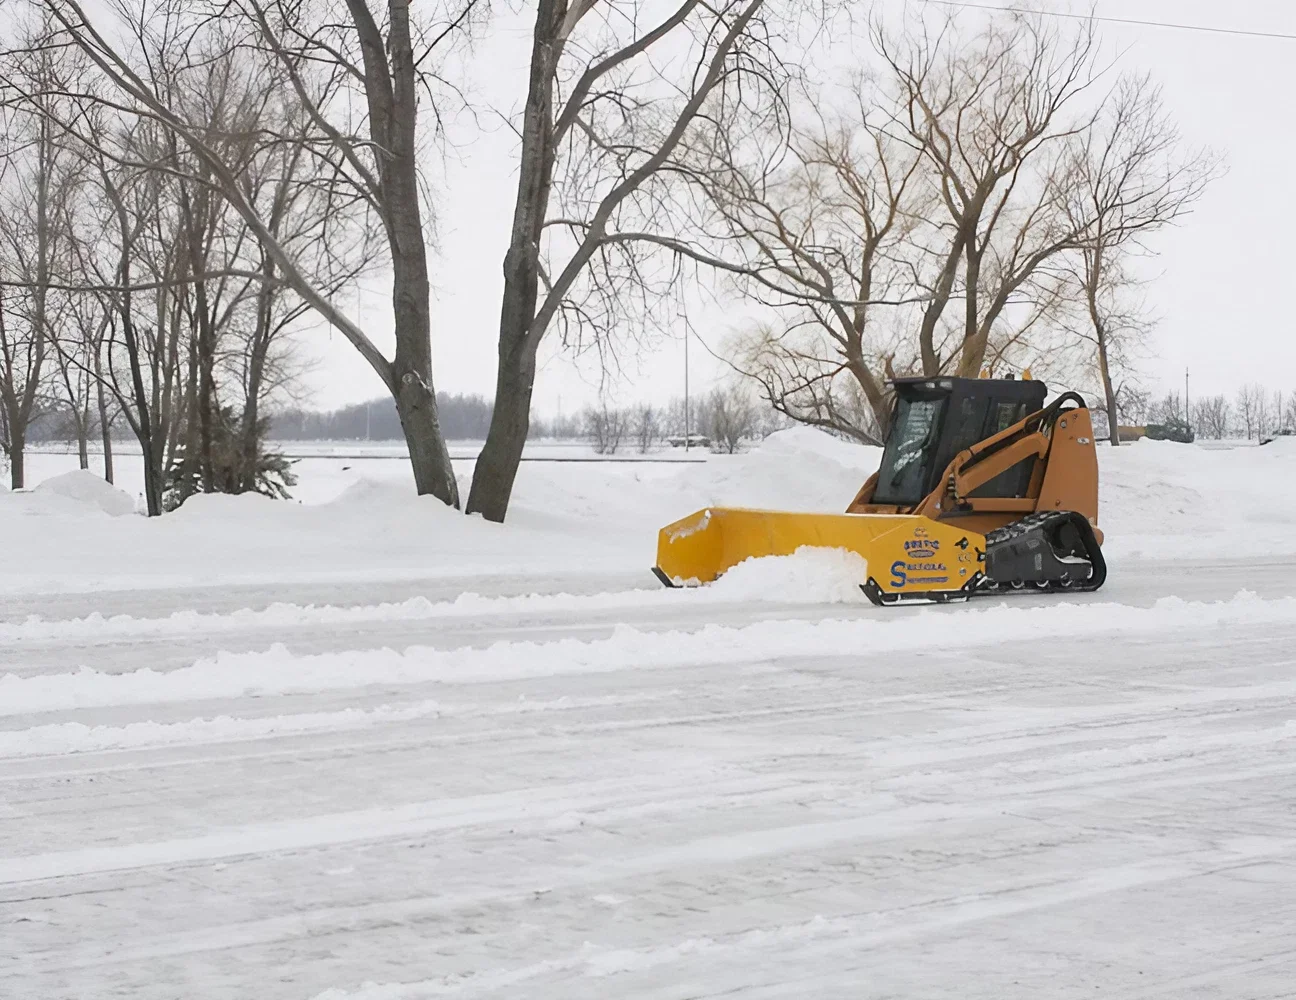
[2,591,1286,718]
[0,548,874,643]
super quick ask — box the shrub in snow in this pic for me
[164,407,297,511]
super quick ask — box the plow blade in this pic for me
[653,508,988,604]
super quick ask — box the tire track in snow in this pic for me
[5,662,1294,764]
[0,770,832,887]
[304,835,1296,1000]
[6,708,1294,891]
[11,750,1296,982]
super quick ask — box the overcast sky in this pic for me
[291,0,1296,413]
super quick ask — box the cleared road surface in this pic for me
[3,556,1295,999]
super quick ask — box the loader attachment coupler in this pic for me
[653,375,1106,606]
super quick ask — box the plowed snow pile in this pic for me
[708,548,870,604]
[3,428,1291,593]
[34,470,137,517]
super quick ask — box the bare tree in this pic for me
[633,403,660,454]
[1062,75,1219,446]
[1115,383,1150,427]
[1192,394,1230,440]
[696,10,1145,444]
[1257,390,1272,440]
[465,0,787,521]
[47,295,96,469]
[696,91,924,441]
[873,11,1101,380]
[0,24,79,489]
[1150,392,1183,425]
[703,382,757,454]
[585,402,628,455]
[73,121,186,515]
[735,323,885,444]
[229,100,375,493]
[1235,383,1262,440]
[1252,388,1287,441]
[33,0,475,507]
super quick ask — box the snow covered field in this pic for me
[4,430,1296,998]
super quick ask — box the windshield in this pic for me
[873,395,945,505]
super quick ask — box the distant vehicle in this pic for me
[666,435,711,448]
[1145,419,1195,444]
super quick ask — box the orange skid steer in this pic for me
[653,376,1106,605]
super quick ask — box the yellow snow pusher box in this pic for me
[652,377,1106,606]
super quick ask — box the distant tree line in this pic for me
[582,385,791,455]
[1085,385,1296,442]
[267,383,792,453]
[1160,387,1296,441]
[272,394,494,442]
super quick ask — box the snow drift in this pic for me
[3,429,1293,596]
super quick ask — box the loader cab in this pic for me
[872,376,1047,507]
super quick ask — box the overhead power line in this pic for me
[922,1,1296,42]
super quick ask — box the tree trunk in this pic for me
[192,284,218,491]
[77,422,89,469]
[239,379,261,494]
[393,368,459,501]
[122,319,161,517]
[102,425,114,484]
[9,428,23,490]
[1085,251,1120,447]
[954,243,991,378]
[95,354,114,484]
[386,236,458,505]
[465,0,561,522]
[466,336,536,522]
[1095,333,1121,447]
[374,3,459,508]
[139,426,163,516]
[176,337,201,490]
[240,262,274,493]
[847,357,892,442]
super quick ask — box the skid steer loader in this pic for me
[653,376,1106,605]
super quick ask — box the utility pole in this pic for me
[1185,367,1190,432]
[684,327,690,452]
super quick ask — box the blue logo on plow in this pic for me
[904,538,940,559]
[891,528,949,588]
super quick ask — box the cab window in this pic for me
[874,395,946,505]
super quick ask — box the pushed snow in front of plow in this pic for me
[664,546,869,604]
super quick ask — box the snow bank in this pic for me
[5,427,1296,596]
[0,430,881,596]
[33,470,137,517]
[1097,438,1296,560]
[5,591,1292,716]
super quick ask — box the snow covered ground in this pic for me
[3,430,1296,998]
